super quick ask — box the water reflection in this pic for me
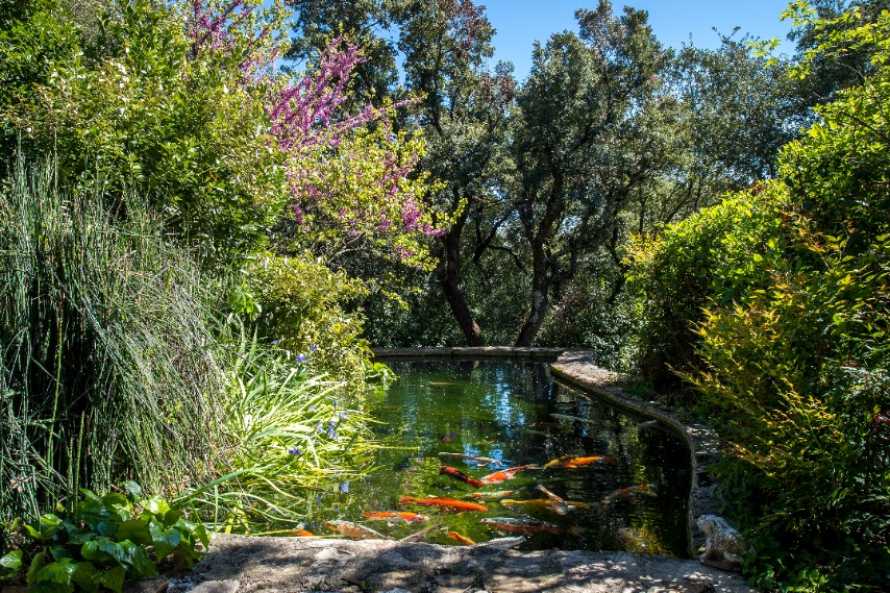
[311,359,691,556]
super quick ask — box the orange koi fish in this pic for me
[399,495,487,513]
[544,455,615,469]
[325,520,389,540]
[480,517,562,535]
[440,465,484,488]
[468,490,515,500]
[447,531,476,545]
[363,511,429,523]
[479,464,539,485]
[291,528,315,537]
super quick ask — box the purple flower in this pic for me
[326,420,338,439]
[296,353,307,363]
[288,447,302,456]
[316,421,323,433]
[339,482,350,494]
[309,344,318,352]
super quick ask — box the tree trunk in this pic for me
[438,216,483,346]
[515,243,550,346]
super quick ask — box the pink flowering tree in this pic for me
[188,0,446,268]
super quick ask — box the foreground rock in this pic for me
[179,534,752,593]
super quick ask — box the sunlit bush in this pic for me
[626,184,788,390]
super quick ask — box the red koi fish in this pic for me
[440,465,484,487]
[544,455,615,469]
[447,530,476,545]
[399,495,487,513]
[480,517,562,535]
[479,464,539,485]
[363,511,429,523]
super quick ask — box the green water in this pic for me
[312,359,691,556]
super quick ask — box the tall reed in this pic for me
[0,155,226,525]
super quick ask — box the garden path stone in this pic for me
[182,534,753,593]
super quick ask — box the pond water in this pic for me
[311,359,691,557]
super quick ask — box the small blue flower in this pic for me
[288,447,302,456]
[309,344,318,352]
[316,421,324,433]
[296,353,307,363]
[339,481,349,494]
[326,420,337,439]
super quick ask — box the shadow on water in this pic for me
[309,359,692,557]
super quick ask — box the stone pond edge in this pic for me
[372,346,724,560]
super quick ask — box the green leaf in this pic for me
[81,537,128,565]
[123,481,143,500]
[72,561,99,593]
[148,521,180,560]
[97,566,126,593]
[26,551,47,585]
[141,496,170,518]
[102,492,131,513]
[120,541,157,577]
[0,549,23,573]
[116,519,151,545]
[33,558,77,589]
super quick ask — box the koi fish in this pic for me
[440,465,484,488]
[467,490,515,500]
[446,531,476,545]
[291,528,315,537]
[438,452,503,467]
[601,484,655,505]
[500,498,560,511]
[399,495,487,513]
[480,517,562,535]
[544,455,615,469]
[479,464,539,485]
[325,520,389,540]
[362,511,429,523]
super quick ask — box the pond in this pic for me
[311,359,691,557]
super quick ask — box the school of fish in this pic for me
[319,446,654,543]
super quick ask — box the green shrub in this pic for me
[239,253,373,387]
[1,482,208,593]
[5,0,287,264]
[626,183,788,390]
[629,8,890,590]
[0,156,226,525]
[183,322,379,533]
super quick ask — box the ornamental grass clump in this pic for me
[182,321,379,533]
[0,155,227,526]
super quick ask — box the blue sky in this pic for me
[483,1,796,81]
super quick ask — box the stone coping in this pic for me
[374,347,723,559]
[179,534,751,593]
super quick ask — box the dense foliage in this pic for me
[3,0,890,591]
[630,6,890,589]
